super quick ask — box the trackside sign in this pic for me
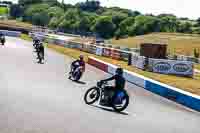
[149,59,193,77]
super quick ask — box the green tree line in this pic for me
[9,0,200,39]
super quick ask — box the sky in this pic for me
[10,0,200,20]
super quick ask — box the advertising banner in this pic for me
[103,48,111,57]
[96,46,103,56]
[131,53,146,70]
[89,45,96,54]
[111,49,121,60]
[120,51,130,61]
[84,44,91,52]
[149,58,194,77]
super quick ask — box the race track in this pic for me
[0,37,199,133]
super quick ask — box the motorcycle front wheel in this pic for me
[73,71,82,81]
[84,87,100,105]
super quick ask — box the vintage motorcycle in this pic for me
[69,65,84,81]
[0,34,5,45]
[84,81,129,112]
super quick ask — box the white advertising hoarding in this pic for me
[149,59,193,77]
[131,53,146,70]
[96,47,103,56]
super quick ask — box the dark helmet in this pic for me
[116,67,123,75]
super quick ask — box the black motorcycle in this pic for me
[84,81,129,112]
[37,51,44,64]
[69,65,84,81]
[0,35,5,45]
[33,42,40,52]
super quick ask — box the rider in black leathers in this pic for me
[100,68,126,105]
[37,43,44,63]
[33,37,40,48]
[0,32,5,45]
[69,55,86,75]
[101,68,125,90]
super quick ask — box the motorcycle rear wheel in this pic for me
[111,90,129,112]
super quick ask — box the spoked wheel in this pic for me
[84,87,100,105]
[111,90,129,112]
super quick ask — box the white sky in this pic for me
[10,0,200,19]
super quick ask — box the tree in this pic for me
[159,15,179,32]
[1,1,12,5]
[24,4,50,22]
[19,0,42,6]
[78,16,91,33]
[56,9,82,33]
[76,0,101,12]
[178,22,192,33]
[58,19,73,32]
[47,6,64,18]
[92,16,116,38]
[194,48,200,58]
[128,15,160,36]
[112,13,128,28]
[197,18,200,26]
[117,17,135,37]
[32,11,50,26]
[48,17,59,28]
[10,4,24,18]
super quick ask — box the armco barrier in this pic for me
[88,56,200,112]
[0,30,21,37]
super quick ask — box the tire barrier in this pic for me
[88,56,200,112]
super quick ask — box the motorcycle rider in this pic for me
[100,67,126,105]
[69,55,86,77]
[0,32,5,45]
[33,37,40,48]
[37,42,44,64]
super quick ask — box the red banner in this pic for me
[111,49,121,60]
[103,48,111,57]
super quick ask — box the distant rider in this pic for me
[33,37,40,48]
[37,42,44,64]
[0,32,5,45]
[69,55,86,75]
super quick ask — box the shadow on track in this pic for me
[74,80,86,85]
[91,104,129,116]
[66,75,87,85]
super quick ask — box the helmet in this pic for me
[79,55,84,60]
[116,68,123,75]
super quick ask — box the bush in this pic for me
[194,48,200,58]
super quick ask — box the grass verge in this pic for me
[0,20,32,30]
[110,32,200,56]
[0,7,8,15]
[196,64,200,70]
[20,34,200,96]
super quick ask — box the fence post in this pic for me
[128,53,132,66]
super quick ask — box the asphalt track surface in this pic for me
[0,37,199,133]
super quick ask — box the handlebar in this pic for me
[97,81,108,87]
